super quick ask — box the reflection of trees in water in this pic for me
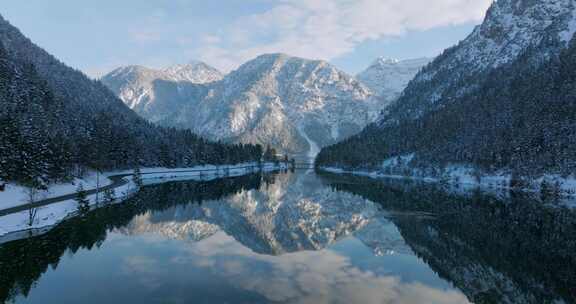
[4,171,575,304]
[320,172,576,304]
[0,173,265,303]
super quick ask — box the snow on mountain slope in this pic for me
[379,0,576,126]
[104,54,381,158]
[317,0,576,177]
[101,62,220,123]
[162,61,223,83]
[357,57,432,100]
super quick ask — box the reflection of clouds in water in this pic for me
[173,232,470,304]
[122,255,163,290]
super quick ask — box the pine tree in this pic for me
[75,183,90,215]
[133,167,143,188]
[103,187,116,204]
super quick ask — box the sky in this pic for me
[1,0,493,77]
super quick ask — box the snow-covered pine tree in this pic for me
[75,184,90,215]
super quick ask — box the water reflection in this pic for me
[120,172,411,256]
[320,172,576,304]
[0,171,574,303]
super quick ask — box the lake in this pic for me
[1,170,575,304]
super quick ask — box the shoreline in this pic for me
[0,163,286,243]
[318,166,576,200]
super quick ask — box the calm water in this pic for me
[1,170,575,304]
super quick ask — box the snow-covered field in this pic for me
[0,163,285,243]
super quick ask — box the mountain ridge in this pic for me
[103,53,381,158]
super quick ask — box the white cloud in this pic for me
[193,0,493,71]
[172,232,471,304]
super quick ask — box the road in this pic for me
[0,175,128,217]
[0,165,300,217]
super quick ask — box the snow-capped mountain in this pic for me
[162,61,223,83]
[101,62,222,112]
[356,57,432,100]
[103,54,380,158]
[380,0,576,126]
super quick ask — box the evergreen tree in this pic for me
[75,184,90,215]
[133,167,143,188]
[103,188,116,204]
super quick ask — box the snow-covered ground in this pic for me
[321,165,576,201]
[0,179,135,244]
[0,163,285,243]
[0,171,113,210]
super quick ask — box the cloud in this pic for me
[172,232,471,304]
[192,0,493,71]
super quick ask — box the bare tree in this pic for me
[26,186,39,227]
[95,169,101,206]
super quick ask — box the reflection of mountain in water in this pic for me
[321,172,576,304]
[6,171,573,304]
[121,172,411,256]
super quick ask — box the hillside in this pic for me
[317,0,576,180]
[0,15,261,187]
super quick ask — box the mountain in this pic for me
[0,15,260,186]
[103,54,380,158]
[317,0,576,179]
[102,62,222,110]
[161,62,223,83]
[356,57,432,100]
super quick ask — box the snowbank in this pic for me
[321,165,576,200]
[0,163,286,243]
[0,171,113,210]
[0,178,135,243]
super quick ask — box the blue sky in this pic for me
[1,0,492,77]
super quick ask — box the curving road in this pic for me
[0,165,283,217]
[0,175,129,217]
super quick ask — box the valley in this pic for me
[1,0,576,303]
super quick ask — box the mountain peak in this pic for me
[247,53,328,67]
[108,65,152,76]
[104,61,223,86]
[373,58,400,66]
[357,57,432,98]
[162,61,223,83]
[255,53,291,60]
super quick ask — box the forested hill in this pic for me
[317,0,576,177]
[0,15,262,187]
